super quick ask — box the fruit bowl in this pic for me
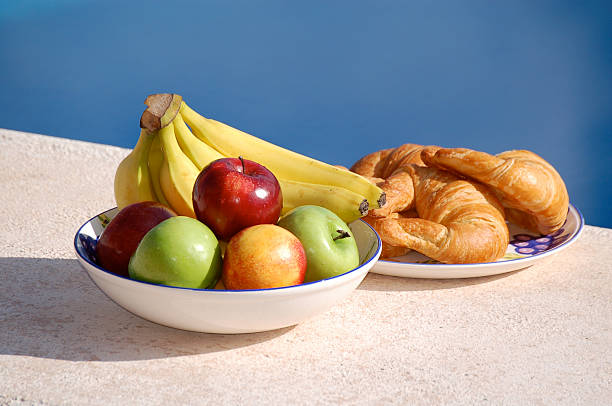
[74,208,381,334]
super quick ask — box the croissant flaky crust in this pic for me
[362,210,418,259]
[350,143,569,263]
[421,148,569,235]
[372,165,509,264]
[350,144,440,217]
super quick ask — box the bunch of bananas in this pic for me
[114,93,385,224]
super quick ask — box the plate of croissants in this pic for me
[349,144,584,279]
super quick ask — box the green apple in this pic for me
[277,205,359,283]
[128,216,222,289]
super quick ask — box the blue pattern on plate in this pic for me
[510,228,570,255]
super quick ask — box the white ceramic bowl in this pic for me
[74,208,381,334]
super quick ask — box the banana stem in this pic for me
[133,129,154,154]
[140,93,183,131]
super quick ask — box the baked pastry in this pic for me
[372,165,509,263]
[350,144,439,217]
[362,210,417,259]
[421,148,569,235]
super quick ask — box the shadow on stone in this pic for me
[0,257,292,362]
[357,268,526,292]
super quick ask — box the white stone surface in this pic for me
[0,129,611,405]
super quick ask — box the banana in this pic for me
[174,113,368,222]
[180,102,385,210]
[173,112,224,170]
[158,123,199,217]
[175,112,369,222]
[279,179,368,223]
[114,129,158,209]
[147,134,171,207]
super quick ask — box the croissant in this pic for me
[350,144,439,217]
[373,165,509,263]
[362,210,418,259]
[421,148,569,235]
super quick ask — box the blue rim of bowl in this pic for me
[74,208,382,293]
[376,203,584,268]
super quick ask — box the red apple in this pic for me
[192,157,283,240]
[222,224,307,290]
[96,201,176,277]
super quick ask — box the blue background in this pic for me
[1,1,610,227]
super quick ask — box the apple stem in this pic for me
[333,229,351,241]
[239,156,245,173]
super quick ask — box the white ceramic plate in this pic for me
[74,208,381,334]
[371,203,584,279]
